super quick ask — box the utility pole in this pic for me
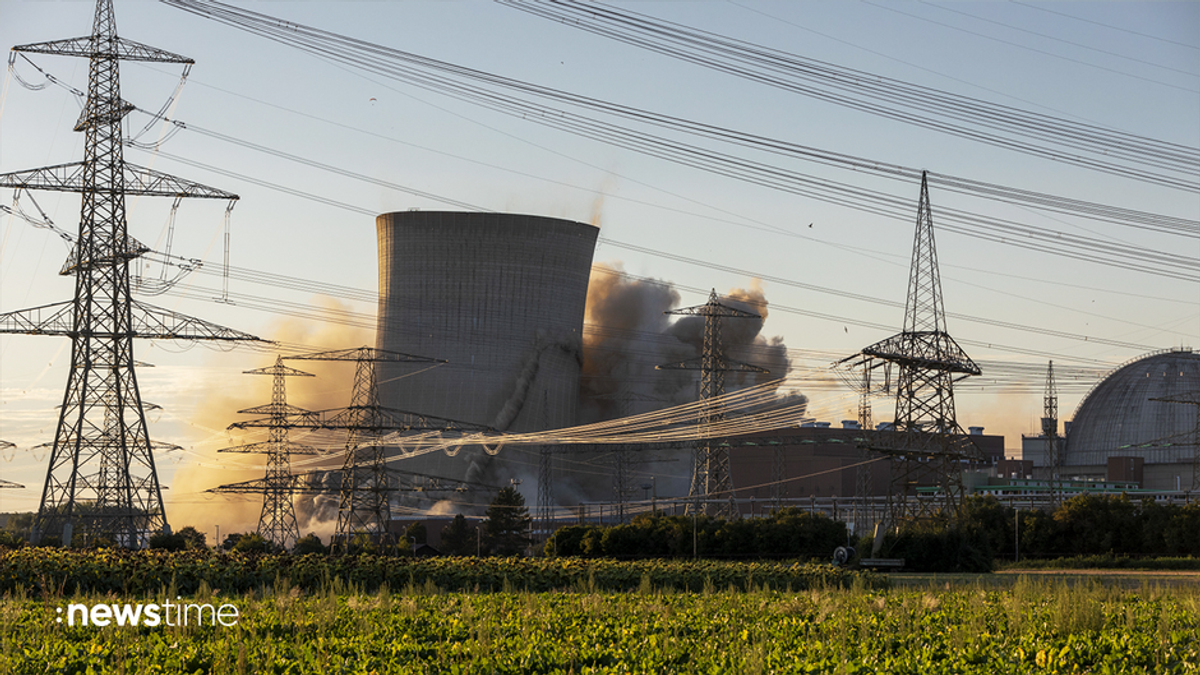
[657,290,768,517]
[0,0,258,547]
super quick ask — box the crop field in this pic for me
[2,572,1198,674]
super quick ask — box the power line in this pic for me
[921,1,1199,78]
[152,0,1199,283]
[1009,1,1200,52]
[499,0,1199,184]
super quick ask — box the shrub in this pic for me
[233,533,270,554]
[293,533,327,555]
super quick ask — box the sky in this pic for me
[0,0,1197,529]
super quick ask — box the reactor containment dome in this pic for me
[1064,348,1199,487]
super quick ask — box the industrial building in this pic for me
[728,424,1003,504]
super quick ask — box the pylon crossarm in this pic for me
[15,35,193,63]
[665,289,763,320]
[217,440,322,455]
[131,302,261,341]
[208,467,499,495]
[0,302,74,335]
[282,346,445,364]
[208,475,314,494]
[861,331,981,376]
[0,479,24,489]
[61,234,152,274]
[666,304,761,319]
[656,357,769,373]
[235,402,311,417]
[322,406,491,432]
[0,162,238,200]
[228,410,322,430]
[122,163,239,199]
[225,405,487,432]
[243,363,314,378]
[0,301,262,341]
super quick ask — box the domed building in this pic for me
[1061,348,1199,490]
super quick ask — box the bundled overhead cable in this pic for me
[157,0,1199,283]
[374,380,811,456]
[499,0,1200,190]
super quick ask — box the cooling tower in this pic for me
[376,211,598,436]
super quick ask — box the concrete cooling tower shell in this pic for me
[376,211,598,435]
[1065,348,1199,468]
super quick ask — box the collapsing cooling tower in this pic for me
[376,211,599,435]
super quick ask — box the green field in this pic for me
[3,573,1198,674]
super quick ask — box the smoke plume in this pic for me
[579,264,798,423]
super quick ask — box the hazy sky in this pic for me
[0,0,1197,520]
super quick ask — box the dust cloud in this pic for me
[579,264,799,423]
[167,296,373,543]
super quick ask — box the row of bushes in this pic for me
[541,495,1200,573]
[0,547,880,596]
[839,494,1200,573]
[545,508,848,560]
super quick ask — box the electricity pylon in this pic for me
[593,389,661,523]
[219,357,317,550]
[280,347,446,546]
[658,290,768,517]
[853,363,878,533]
[843,172,981,527]
[216,346,492,550]
[0,0,258,546]
[1043,361,1061,508]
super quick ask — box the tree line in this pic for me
[5,491,1197,573]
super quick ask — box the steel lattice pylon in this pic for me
[0,0,257,547]
[594,389,660,523]
[281,347,444,548]
[220,357,491,551]
[219,357,317,550]
[1043,361,1062,508]
[843,173,981,527]
[658,289,768,517]
[536,445,554,539]
[852,363,877,534]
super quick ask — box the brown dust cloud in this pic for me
[168,297,372,543]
